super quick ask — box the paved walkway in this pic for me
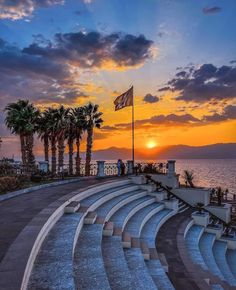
[156,208,200,290]
[0,177,114,262]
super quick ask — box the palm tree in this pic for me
[183,170,195,188]
[72,107,86,176]
[195,202,205,214]
[4,99,39,171]
[37,111,51,162]
[84,103,103,176]
[43,108,58,175]
[54,106,70,173]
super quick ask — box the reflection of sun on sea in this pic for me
[146,141,157,149]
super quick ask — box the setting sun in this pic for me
[146,141,157,149]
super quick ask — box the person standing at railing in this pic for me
[117,159,122,176]
[121,160,125,176]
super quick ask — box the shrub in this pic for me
[30,174,43,182]
[0,176,22,193]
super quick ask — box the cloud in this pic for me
[106,105,236,132]
[0,0,64,20]
[23,31,155,70]
[202,6,222,15]
[143,94,160,103]
[159,63,236,103]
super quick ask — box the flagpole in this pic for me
[132,87,135,172]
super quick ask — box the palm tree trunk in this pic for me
[58,136,65,172]
[43,134,49,162]
[68,137,74,175]
[27,133,36,172]
[85,127,93,176]
[51,135,57,175]
[75,131,81,176]
[20,134,26,166]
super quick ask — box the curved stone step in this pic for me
[28,213,83,290]
[74,224,111,290]
[185,225,207,270]
[140,209,173,248]
[146,259,175,290]
[80,184,139,211]
[213,241,236,286]
[199,232,224,280]
[96,189,147,221]
[124,203,164,238]
[226,249,236,279]
[124,248,157,290]
[102,235,135,290]
[110,195,155,229]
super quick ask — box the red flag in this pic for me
[114,86,133,111]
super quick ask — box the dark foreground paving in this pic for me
[0,177,114,262]
[156,208,200,290]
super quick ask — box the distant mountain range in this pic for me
[90,143,236,160]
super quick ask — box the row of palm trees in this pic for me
[4,99,103,176]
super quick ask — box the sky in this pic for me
[0,0,236,158]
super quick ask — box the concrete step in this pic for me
[96,189,147,221]
[124,248,158,290]
[110,195,155,230]
[141,241,150,260]
[185,224,207,270]
[64,201,80,213]
[213,241,236,286]
[103,221,114,236]
[199,232,225,280]
[226,249,236,279]
[74,224,111,290]
[84,211,97,224]
[124,202,164,238]
[140,209,173,248]
[122,231,131,248]
[102,235,134,290]
[80,184,140,211]
[146,259,175,290]
[28,213,83,290]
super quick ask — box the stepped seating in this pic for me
[28,213,83,290]
[26,176,236,290]
[185,224,207,270]
[199,232,224,280]
[74,224,111,290]
[110,195,156,229]
[213,241,236,286]
[226,249,236,278]
[124,203,164,238]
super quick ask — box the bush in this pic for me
[0,176,22,193]
[30,174,43,182]
[0,161,15,176]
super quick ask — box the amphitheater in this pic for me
[0,161,236,290]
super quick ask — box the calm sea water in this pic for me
[174,159,236,196]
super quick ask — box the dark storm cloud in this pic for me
[0,0,64,20]
[202,6,222,15]
[23,32,154,69]
[203,105,236,122]
[159,63,236,103]
[143,94,160,103]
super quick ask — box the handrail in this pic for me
[145,174,232,228]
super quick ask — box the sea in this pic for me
[174,159,236,197]
[102,159,236,197]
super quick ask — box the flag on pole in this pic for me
[114,86,133,111]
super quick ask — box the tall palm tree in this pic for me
[84,103,103,176]
[43,108,58,175]
[37,111,51,162]
[72,106,86,176]
[4,99,39,171]
[55,106,70,172]
[66,111,76,176]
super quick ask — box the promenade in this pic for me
[0,177,113,262]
